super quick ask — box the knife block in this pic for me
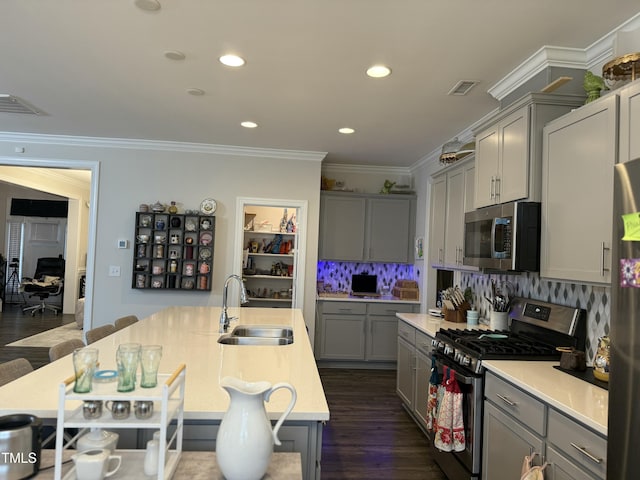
[444,302,470,323]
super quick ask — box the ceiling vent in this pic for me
[0,95,42,115]
[447,80,479,96]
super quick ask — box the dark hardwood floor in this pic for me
[319,368,446,480]
[0,302,75,369]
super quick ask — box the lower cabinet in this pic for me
[484,371,607,480]
[315,301,419,365]
[396,320,434,434]
[483,402,544,480]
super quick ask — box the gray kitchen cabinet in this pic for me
[483,402,545,480]
[619,78,640,164]
[316,301,418,365]
[319,191,416,263]
[546,445,600,480]
[541,93,618,284]
[473,93,585,209]
[366,303,404,361]
[428,175,447,267]
[484,371,607,480]
[546,408,606,479]
[396,336,415,408]
[483,371,546,480]
[429,158,476,270]
[396,320,434,434]
[316,301,367,360]
[318,194,366,261]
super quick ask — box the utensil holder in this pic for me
[490,311,509,330]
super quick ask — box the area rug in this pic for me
[6,322,83,347]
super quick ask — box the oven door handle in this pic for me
[435,359,478,385]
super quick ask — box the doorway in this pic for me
[233,197,308,310]
[0,158,98,327]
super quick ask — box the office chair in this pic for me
[22,257,65,316]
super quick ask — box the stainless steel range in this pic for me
[429,297,586,480]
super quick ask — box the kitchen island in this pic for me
[0,307,329,480]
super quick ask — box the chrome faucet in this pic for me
[219,274,249,332]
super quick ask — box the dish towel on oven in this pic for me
[434,367,466,452]
[426,355,440,432]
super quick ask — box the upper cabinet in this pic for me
[429,158,476,270]
[619,79,640,164]
[428,175,447,267]
[473,93,585,209]
[541,93,618,284]
[319,191,416,263]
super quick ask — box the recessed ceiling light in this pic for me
[186,88,205,96]
[219,55,246,67]
[338,127,355,134]
[241,121,258,129]
[134,0,161,11]
[164,50,186,61]
[366,65,391,78]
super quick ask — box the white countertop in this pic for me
[482,360,608,436]
[317,294,419,304]
[0,307,329,422]
[396,312,490,337]
[396,313,608,437]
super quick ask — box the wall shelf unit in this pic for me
[132,212,215,291]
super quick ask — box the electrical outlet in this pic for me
[108,265,121,277]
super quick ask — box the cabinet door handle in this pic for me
[570,442,603,464]
[490,177,495,200]
[338,308,352,313]
[495,393,516,406]
[494,176,500,201]
[601,242,610,276]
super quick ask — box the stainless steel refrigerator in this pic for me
[609,157,640,479]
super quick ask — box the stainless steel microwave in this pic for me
[463,201,541,271]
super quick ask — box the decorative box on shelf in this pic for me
[392,279,419,300]
[133,212,214,291]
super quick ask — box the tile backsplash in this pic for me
[460,271,610,363]
[317,261,416,293]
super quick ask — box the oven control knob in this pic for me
[444,345,454,356]
[460,355,471,367]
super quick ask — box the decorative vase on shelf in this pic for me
[215,376,297,480]
[168,201,178,214]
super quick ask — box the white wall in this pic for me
[0,135,324,341]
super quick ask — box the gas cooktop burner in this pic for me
[433,297,586,374]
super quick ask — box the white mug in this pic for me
[72,449,121,480]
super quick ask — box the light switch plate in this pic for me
[117,239,129,249]
[109,265,121,277]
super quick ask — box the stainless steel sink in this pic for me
[217,335,293,346]
[230,325,294,339]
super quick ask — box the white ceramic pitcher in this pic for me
[216,376,297,480]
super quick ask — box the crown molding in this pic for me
[0,131,327,162]
[488,46,588,101]
[322,162,411,176]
